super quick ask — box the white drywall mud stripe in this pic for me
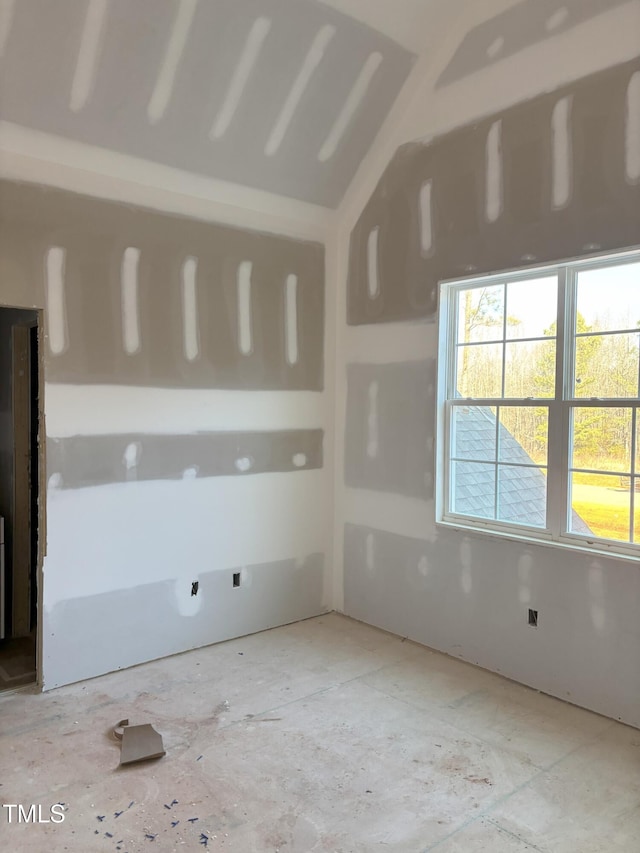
[181,256,199,361]
[0,123,332,242]
[265,24,336,157]
[45,247,67,355]
[345,322,437,364]
[147,0,199,124]
[344,487,436,542]
[237,260,253,355]
[44,469,328,605]
[318,51,383,162]
[44,385,328,436]
[285,273,299,365]
[69,0,108,112]
[210,16,272,140]
[0,0,16,59]
[419,179,433,255]
[552,96,573,209]
[627,70,640,183]
[121,247,141,355]
[366,226,380,299]
[485,119,503,222]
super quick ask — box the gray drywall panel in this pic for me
[43,553,325,688]
[344,523,640,727]
[0,180,324,389]
[47,429,324,489]
[437,0,631,88]
[345,361,434,499]
[348,57,640,325]
[0,0,414,208]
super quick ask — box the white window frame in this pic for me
[435,248,640,560]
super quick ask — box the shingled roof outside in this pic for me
[451,405,591,534]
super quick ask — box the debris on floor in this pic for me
[89,799,214,851]
[113,719,166,766]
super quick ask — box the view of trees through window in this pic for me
[452,260,640,544]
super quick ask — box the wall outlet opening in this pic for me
[191,581,199,597]
[528,609,538,627]
[233,572,241,588]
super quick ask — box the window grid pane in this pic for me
[497,464,548,528]
[574,333,640,399]
[450,460,496,520]
[456,343,503,398]
[569,472,631,543]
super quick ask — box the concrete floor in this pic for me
[0,614,638,852]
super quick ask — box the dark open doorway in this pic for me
[0,307,40,691]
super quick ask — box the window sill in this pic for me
[437,517,640,565]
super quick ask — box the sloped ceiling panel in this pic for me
[437,0,631,88]
[0,0,414,208]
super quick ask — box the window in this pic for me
[436,250,640,557]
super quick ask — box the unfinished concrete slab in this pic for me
[0,614,637,852]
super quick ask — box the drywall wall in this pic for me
[348,58,640,324]
[0,179,330,689]
[1,182,325,389]
[45,553,324,687]
[337,27,640,728]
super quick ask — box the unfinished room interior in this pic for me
[0,0,639,849]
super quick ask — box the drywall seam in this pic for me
[44,470,328,605]
[345,322,437,364]
[328,222,348,611]
[44,386,327,436]
[343,488,435,541]
[0,122,331,242]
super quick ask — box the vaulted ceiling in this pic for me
[0,0,631,208]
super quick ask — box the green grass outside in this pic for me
[571,483,635,542]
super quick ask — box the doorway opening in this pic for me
[0,307,40,691]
